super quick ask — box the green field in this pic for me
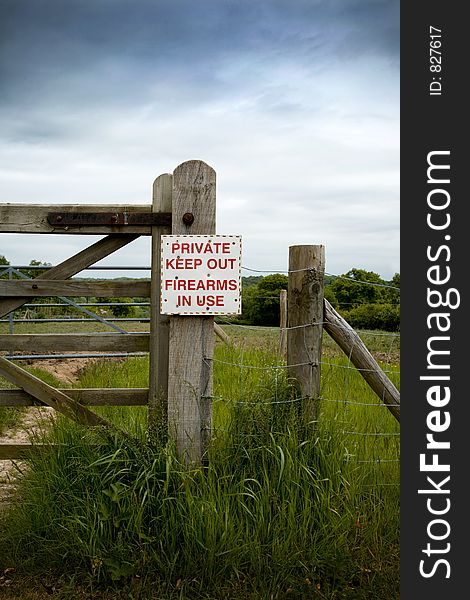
[0,325,400,599]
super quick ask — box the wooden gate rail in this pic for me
[0,280,150,297]
[0,333,149,353]
[0,159,218,464]
[0,388,148,407]
[0,204,156,235]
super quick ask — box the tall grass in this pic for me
[0,334,399,599]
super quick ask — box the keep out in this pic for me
[206,258,237,269]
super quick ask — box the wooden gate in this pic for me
[0,160,216,464]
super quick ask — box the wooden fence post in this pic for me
[287,245,325,424]
[279,289,287,360]
[148,173,172,432]
[167,160,216,464]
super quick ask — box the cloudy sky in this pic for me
[0,0,399,280]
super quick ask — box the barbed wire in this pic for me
[208,322,399,479]
[211,312,400,476]
[319,396,400,408]
[206,357,311,370]
[342,431,400,437]
[209,394,305,406]
[206,392,400,410]
[2,262,400,485]
[320,361,400,375]
[205,356,399,377]
[241,265,400,291]
[324,272,400,291]
[239,295,399,306]
[2,263,400,290]
[216,318,400,337]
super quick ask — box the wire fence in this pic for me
[1,264,151,358]
[211,301,400,487]
[1,263,400,486]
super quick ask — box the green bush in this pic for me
[242,273,288,326]
[341,303,400,332]
[330,269,400,309]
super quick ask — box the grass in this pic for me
[0,320,400,355]
[0,378,20,434]
[0,326,399,599]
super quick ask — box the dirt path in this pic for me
[24,356,94,385]
[0,407,55,508]
[0,358,93,510]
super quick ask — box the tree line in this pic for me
[1,255,399,331]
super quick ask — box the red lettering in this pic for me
[166,258,203,269]
[177,295,191,307]
[206,258,237,269]
[205,295,224,307]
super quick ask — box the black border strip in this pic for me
[401,3,466,597]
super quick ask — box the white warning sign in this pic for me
[160,235,242,315]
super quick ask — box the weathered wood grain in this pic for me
[0,280,150,297]
[214,322,231,346]
[148,173,172,431]
[0,204,153,234]
[0,356,114,427]
[287,245,325,423]
[279,289,287,360]
[0,333,149,353]
[0,388,148,406]
[168,160,216,464]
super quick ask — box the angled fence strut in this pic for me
[0,356,114,428]
[323,299,400,422]
[214,322,231,345]
[0,234,140,319]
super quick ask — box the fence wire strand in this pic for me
[209,317,399,485]
[1,263,400,487]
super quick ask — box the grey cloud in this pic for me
[0,0,399,279]
[1,0,398,107]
